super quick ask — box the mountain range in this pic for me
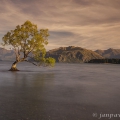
[0,46,120,62]
[0,48,15,61]
[95,48,120,58]
[46,46,103,63]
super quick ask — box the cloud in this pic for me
[0,0,120,50]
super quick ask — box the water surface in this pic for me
[0,61,120,120]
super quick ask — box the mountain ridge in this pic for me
[46,46,104,63]
[95,48,120,58]
[0,46,120,62]
[0,48,15,60]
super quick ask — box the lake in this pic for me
[0,61,120,120]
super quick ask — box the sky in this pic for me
[0,0,120,50]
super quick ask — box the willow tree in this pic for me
[2,20,55,71]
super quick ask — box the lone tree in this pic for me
[2,20,55,71]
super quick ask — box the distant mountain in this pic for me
[1,47,120,62]
[95,48,120,58]
[0,48,15,60]
[46,46,104,63]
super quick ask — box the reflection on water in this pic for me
[0,61,120,120]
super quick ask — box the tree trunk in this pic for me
[9,61,19,71]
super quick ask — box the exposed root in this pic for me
[9,67,19,71]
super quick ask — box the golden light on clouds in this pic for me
[0,0,120,50]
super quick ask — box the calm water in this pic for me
[0,61,120,120]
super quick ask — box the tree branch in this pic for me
[13,46,21,62]
[18,46,20,55]
[23,33,34,57]
[24,60,38,66]
[26,44,36,57]
[13,47,17,57]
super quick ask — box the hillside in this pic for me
[95,48,120,58]
[1,47,120,62]
[46,46,104,63]
[0,48,15,60]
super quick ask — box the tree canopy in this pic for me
[2,20,55,70]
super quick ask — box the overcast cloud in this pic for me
[0,0,120,50]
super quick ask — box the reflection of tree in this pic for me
[10,72,55,119]
[12,72,54,87]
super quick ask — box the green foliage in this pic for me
[2,20,55,67]
[45,57,56,67]
[2,20,48,51]
[33,49,55,67]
